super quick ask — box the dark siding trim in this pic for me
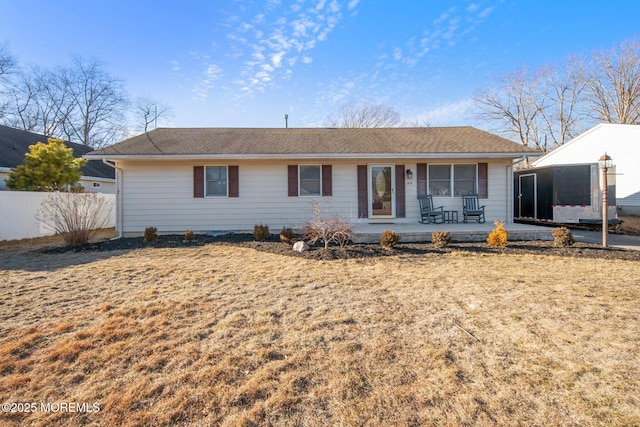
[478,163,488,198]
[322,165,332,196]
[194,166,204,198]
[417,163,427,195]
[395,165,406,218]
[357,165,368,218]
[288,165,298,196]
[228,165,239,197]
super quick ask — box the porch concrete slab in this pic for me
[352,222,553,244]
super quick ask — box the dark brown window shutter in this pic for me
[194,166,204,198]
[357,165,368,218]
[228,166,239,197]
[322,165,332,196]
[417,163,427,195]
[395,165,406,218]
[478,163,488,198]
[288,165,298,196]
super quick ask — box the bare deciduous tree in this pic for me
[476,37,640,152]
[0,41,18,119]
[476,61,589,152]
[62,56,129,148]
[135,96,173,132]
[6,65,74,136]
[325,101,401,128]
[586,38,640,124]
[0,42,16,79]
[537,58,589,147]
[475,66,547,150]
[3,56,129,148]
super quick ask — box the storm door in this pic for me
[369,165,395,218]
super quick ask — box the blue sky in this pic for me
[2,1,639,129]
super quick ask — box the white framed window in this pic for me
[428,164,477,197]
[428,165,451,196]
[206,165,228,197]
[454,164,477,196]
[299,165,321,196]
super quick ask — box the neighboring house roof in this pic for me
[86,127,539,160]
[533,123,640,167]
[0,125,115,180]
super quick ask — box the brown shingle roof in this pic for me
[86,127,539,158]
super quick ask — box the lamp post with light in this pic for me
[599,153,613,248]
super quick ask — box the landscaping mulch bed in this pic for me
[40,233,640,262]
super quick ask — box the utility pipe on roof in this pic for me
[101,158,123,239]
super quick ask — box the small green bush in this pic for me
[279,227,296,244]
[184,229,195,242]
[144,226,158,242]
[487,221,509,247]
[380,229,400,250]
[432,231,451,248]
[552,227,575,247]
[253,224,270,241]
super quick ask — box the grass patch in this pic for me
[0,244,639,425]
[620,215,640,236]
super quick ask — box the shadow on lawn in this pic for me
[0,233,637,272]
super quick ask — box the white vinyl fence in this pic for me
[0,191,116,241]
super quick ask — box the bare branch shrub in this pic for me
[36,192,113,246]
[304,201,354,249]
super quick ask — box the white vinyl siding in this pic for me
[118,160,513,235]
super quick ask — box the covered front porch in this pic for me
[352,221,553,244]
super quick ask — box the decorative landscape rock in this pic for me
[293,241,309,252]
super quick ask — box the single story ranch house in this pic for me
[85,127,538,237]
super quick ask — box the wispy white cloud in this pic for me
[180,1,362,102]
[169,60,181,72]
[377,2,497,69]
[271,52,285,67]
[406,99,474,126]
[191,64,223,102]
[478,7,493,18]
[466,3,479,13]
[222,0,358,96]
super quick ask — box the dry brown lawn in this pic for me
[0,241,639,426]
[620,215,640,236]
